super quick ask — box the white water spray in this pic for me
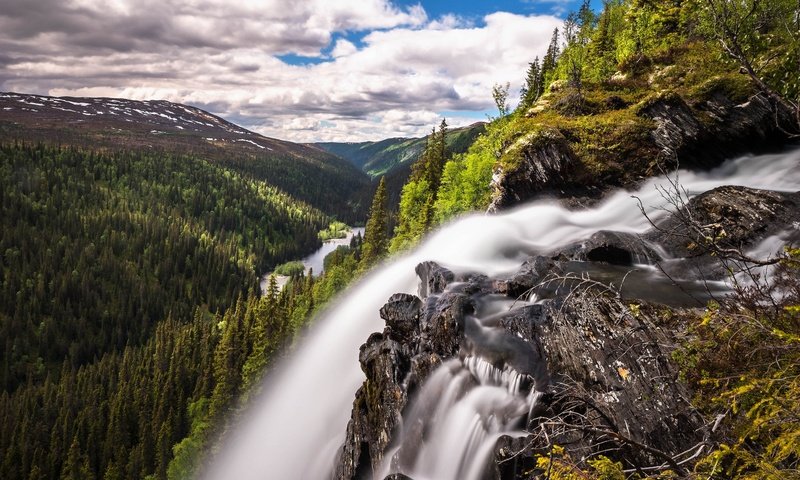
[206,148,800,480]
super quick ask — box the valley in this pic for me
[1,0,800,479]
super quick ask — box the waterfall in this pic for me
[206,147,800,480]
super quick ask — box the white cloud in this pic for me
[331,39,358,58]
[1,1,562,142]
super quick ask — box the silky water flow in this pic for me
[206,148,800,480]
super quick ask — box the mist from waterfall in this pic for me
[205,147,800,480]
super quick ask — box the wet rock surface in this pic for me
[334,187,800,479]
[638,91,791,169]
[488,130,580,211]
[647,185,800,279]
[334,260,704,479]
[556,230,662,265]
[489,91,792,212]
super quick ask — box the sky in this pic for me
[0,0,595,142]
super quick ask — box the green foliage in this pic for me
[1,314,218,480]
[433,116,515,222]
[533,445,628,479]
[492,82,511,117]
[586,0,627,81]
[390,120,451,252]
[0,141,356,480]
[390,178,434,252]
[0,143,328,391]
[167,398,210,480]
[677,249,800,478]
[316,123,485,180]
[360,177,390,268]
[318,221,350,241]
[273,261,306,277]
[698,0,800,124]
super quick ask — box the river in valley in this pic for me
[259,227,365,294]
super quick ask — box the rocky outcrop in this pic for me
[335,187,799,479]
[637,91,792,169]
[646,185,800,279]
[488,90,792,212]
[334,257,706,479]
[333,265,471,480]
[488,129,580,211]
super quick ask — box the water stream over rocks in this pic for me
[207,148,800,480]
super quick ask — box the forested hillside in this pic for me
[316,122,485,214]
[0,143,329,391]
[315,122,485,178]
[0,139,360,479]
[0,93,372,223]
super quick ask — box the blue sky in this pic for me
[393,0,601,19]
[0,0,599,142]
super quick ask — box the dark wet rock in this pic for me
[336,248,714,479]
[380,294,422,343]
[493,435,538,479]
[403,352,443,399]
[637,92,702,165]
[415,261,454,298]
[464,316,549,390]
[334,266,479,480]
[646,185,800,279]
[536,293,705,466]
[495,304,547,339]
[488,130,580,211]
[638,91,791,169]
[555,230,661,266]
[335,332,413,480]
[419,291,471,357]
[495,256,559,299]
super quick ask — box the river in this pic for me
[259,227,365,293]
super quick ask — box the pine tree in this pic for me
[541,27,560,88]
[360,177,389,269]
[519,57,543,110]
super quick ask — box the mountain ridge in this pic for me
[314,122,485,178]
[0,91,372,222]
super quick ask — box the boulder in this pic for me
[555,230,661,266]
[637,91,791,169]
[414,261,454,298]
[646,185,800,279]
[380,293,422,343]
[488,129,580,211]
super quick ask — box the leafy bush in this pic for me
[273,260,306,277]
[679,248,800,478]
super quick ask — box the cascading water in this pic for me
[206,148,800,480]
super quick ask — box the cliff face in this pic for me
[488,91,793,212]
[333,186,800,480]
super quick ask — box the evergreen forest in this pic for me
[1,0,799,478]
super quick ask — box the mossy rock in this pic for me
[688,74,755,104]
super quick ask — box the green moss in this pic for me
[687,74,756,104]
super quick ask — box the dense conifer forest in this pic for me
[0,141,365,479]
[1,0,798,478]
